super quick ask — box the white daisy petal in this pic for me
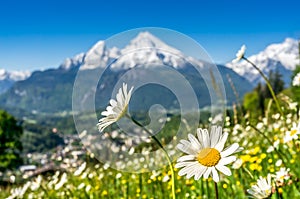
[220,143,239,157]
[178,139,199,154]
[218,156,236,166]
[210,126,221,147]
[188,134,202,150]
[186,167,197,179]
[110,99,117,107]
[175,161,196,168]
[116,89,123,105]
[214,132,228,151]
[211,167,220,182]
[202,129,210,148]
[194,166,207,180]
[216,164,232,176]
[97,83,133,132]
[176,155,195,162]
[177,143,197,155]
[178,162,198,176]
[196,128,203,143]
[203,167,212,179]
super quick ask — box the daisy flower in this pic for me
[232,45,246,63]
[292,72,300,86]
[283,122,300,143]
[175,126,241,182]
[97,83,134,132]
[247,174,272,199]
[275,167,290,184]
[54,173,68,190]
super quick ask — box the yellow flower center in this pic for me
[197,148,221,167]
[290,129,298,136]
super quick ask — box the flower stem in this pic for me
[242,57,283,116]
[214,182,219,199]
[206,180,210,199]
[126,114,176,199]
[242,167,254,179]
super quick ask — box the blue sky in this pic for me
[0,0,300,71]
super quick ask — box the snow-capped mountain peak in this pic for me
[80,40,121,70]
[122,31,181,55]
[0,69,31,93]
[88,41,106,56]
[60,53,85,70]
[109,31,187,69]
[263,38,298,70]
[0,69,31,81]
[226,38,299,85]
[72,31,190,71]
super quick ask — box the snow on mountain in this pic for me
[121,31,181,54]
[226,38,299,85]
[0,69,31,94]
[110,31,189,69]
[77,41,120,70]
[0,69,31,81]
[59,33,298,87]
[59,53,85,70]
[63,31,201,71]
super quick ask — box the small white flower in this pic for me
[9,175,16,183]
[30,175,42,191]
[283,122,300,143]
[116,173,122,179]
[54,173,67,190]
[150,170,161,180]
[232,45,246,63]
[232,158,243,169]
[162,174,170,182]
[128,147,135,155]
[7,181,31,199]
[267,139,280,153]
[289,102,298,110]
[97,83,134,132]
[247,174,272,199]
[85,185,92,193]
[292,72,300,86]
[77,182,85,189]
[275,167,290,184]
[275,159,282,167]
[74,162,86,176]
[266,146,274,153]
[175,126,241,182]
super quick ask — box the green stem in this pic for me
[214,182,219,199]
[139,174,142,198]
[242,57,283,116]
[206,180,210,199]
[126,114,176,199]
[242,167,254,179]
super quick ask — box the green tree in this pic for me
[267,70,285,97]
[243,70,285,121]
[22,123,64,153]
[0,110,23,171]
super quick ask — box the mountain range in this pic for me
[2,32,298,115]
